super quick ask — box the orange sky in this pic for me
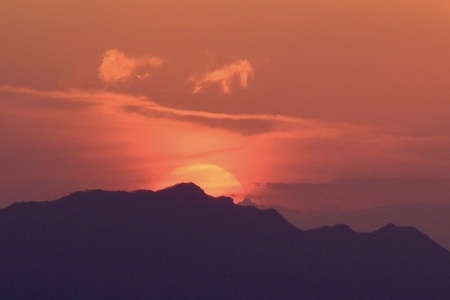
[1,0,450,210]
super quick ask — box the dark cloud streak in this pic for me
[265,177,450,209]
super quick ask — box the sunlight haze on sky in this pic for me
[2,0,450,210]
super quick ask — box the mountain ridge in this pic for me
[239,198,450,250]
[1,183,450,299]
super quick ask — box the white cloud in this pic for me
[98,49,163,84]
[191,59,254,94]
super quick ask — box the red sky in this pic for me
[1,0,450,211]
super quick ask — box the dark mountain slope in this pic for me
[242,199,450,250]
[1,183,450,299]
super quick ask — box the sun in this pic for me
[156,164,243,201]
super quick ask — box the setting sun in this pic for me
[156,164,243,201]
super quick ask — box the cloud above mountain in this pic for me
[190,59,254,94]
[98,49,163,84]
[2,0,450,212]
[2,85,450,209]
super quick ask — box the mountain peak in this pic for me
[239,198,256,206]
[379,223,397,230]
[158,182,205,195]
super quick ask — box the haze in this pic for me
[2,0,450,212]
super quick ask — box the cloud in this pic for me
[3,85,450,210]
[0,85,248,206]
[266,177,446,193]
[264,177,450,210]
[98,49,163,84]
[0,84,306,136]
[191,59,254,94]
[121,100,308,135]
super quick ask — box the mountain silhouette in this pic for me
[240,198,450,250]
[1,183,450,299]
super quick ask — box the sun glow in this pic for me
[156,164,243,201]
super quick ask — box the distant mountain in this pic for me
[1,183,450,299]
[240,199,450,250]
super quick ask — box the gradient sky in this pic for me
[2,0,450,210]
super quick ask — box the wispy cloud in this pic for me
[0,85,294,122]
[266,177,446,193]
[3,85,450,211]
[0,85,306,135]
[191,59,254,94]
[264,176,450,210]
[98,49,163,84]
